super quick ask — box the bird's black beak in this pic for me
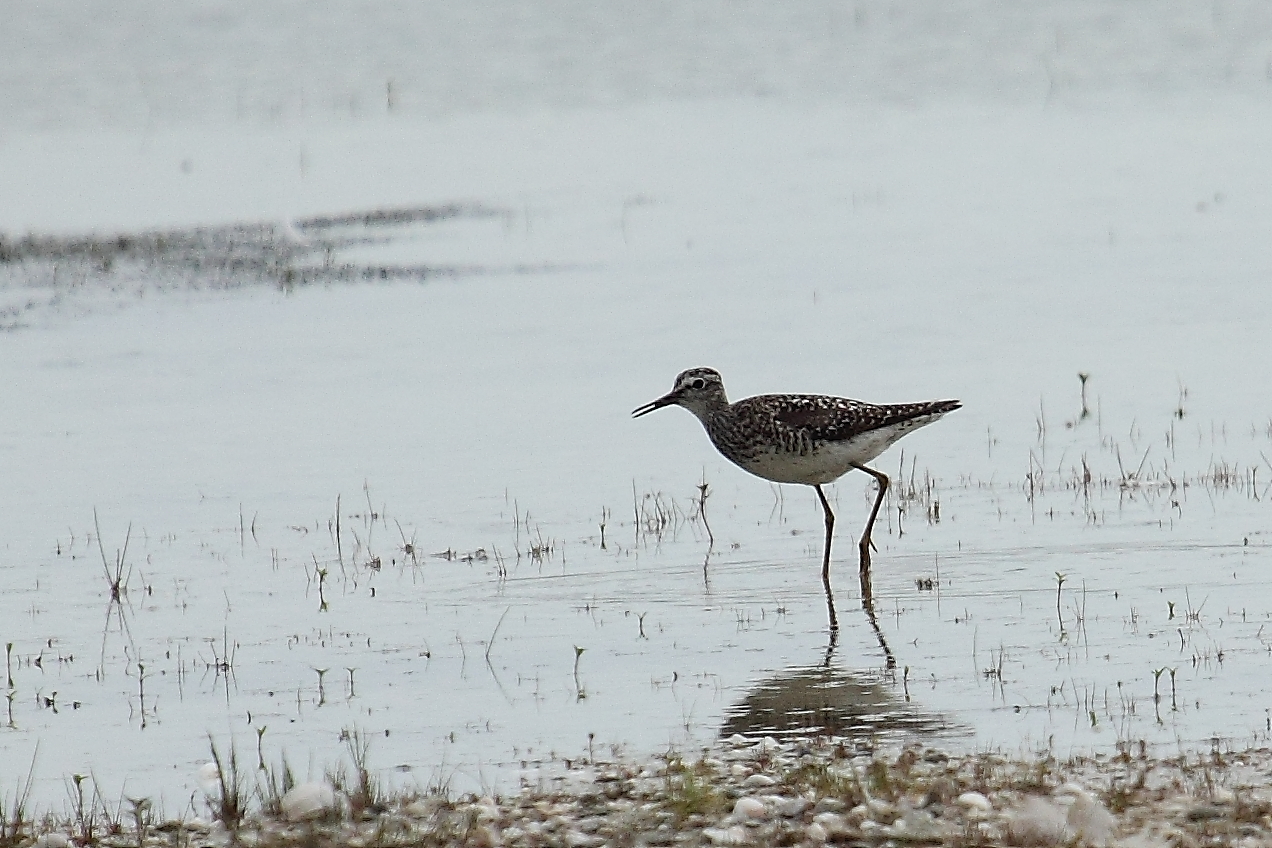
[632,390,680,418]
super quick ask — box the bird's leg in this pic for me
[850,463,890,573]
[822,570,839,635]
[813,484,838,634]
[813,484,835,584]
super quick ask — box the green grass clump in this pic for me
[662,756,726,823]
[781,760,863,804]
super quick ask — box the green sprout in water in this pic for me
[1054,572,1067,634]
[573,646,586,700]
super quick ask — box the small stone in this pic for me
[778,797,809,817]
[195,762,221,796]
[565,829,602,848]
[474,796,501,822]
[733,797,768,820]
[1066,791,1115,846]
[1186,804,1226,822]
[703,825,749,845]
[811,812,850,837]
[742,773,776,789]
[1115,826,1176,848]
[958,791,991,811]
[805,822,828,843]
[887,809,946,842]
[34,835,71,848]
[922,776,959,807]
[404,798,436,818]
[640,829,675,846]
[866,798,896,820]
[469,824,500,848]
[281,781,339,822]
[812,797,846,814]
[1007,796,1069,846]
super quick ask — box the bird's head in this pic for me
[632,367,729,421]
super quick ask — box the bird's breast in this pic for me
[707,432,851,486]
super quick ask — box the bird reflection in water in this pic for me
[720,657,957,742]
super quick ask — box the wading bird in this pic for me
[633,367,960,595]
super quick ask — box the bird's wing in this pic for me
[768,396,960,443]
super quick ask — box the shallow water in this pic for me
[3,208,1270,811]
[4,0,1272,817]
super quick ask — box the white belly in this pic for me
[724,416,940,485]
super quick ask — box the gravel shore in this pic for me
[19,736,1272,848]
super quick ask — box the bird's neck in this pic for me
[685,395,730,425]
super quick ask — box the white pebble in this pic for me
[778,797,809,817]
[469,824,500,848]
[733,796,768,820]
[281,781,338,822]
[866,798,896,820]
[34,835,71,848]
[888,810,945,842]
[805,821,828,843]
[742,773,776,788]
[1067,791,1116,846]
[812,812,849,836]
[1007,795,1069,845]
[473,796,501,822]
[813,797,847,814]
[565,829,602,848]
[703,825,749,845]
[196,762,221,796]
[404,799,435,818]
[958,791,992,812]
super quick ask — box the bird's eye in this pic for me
[690,378,706,390]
